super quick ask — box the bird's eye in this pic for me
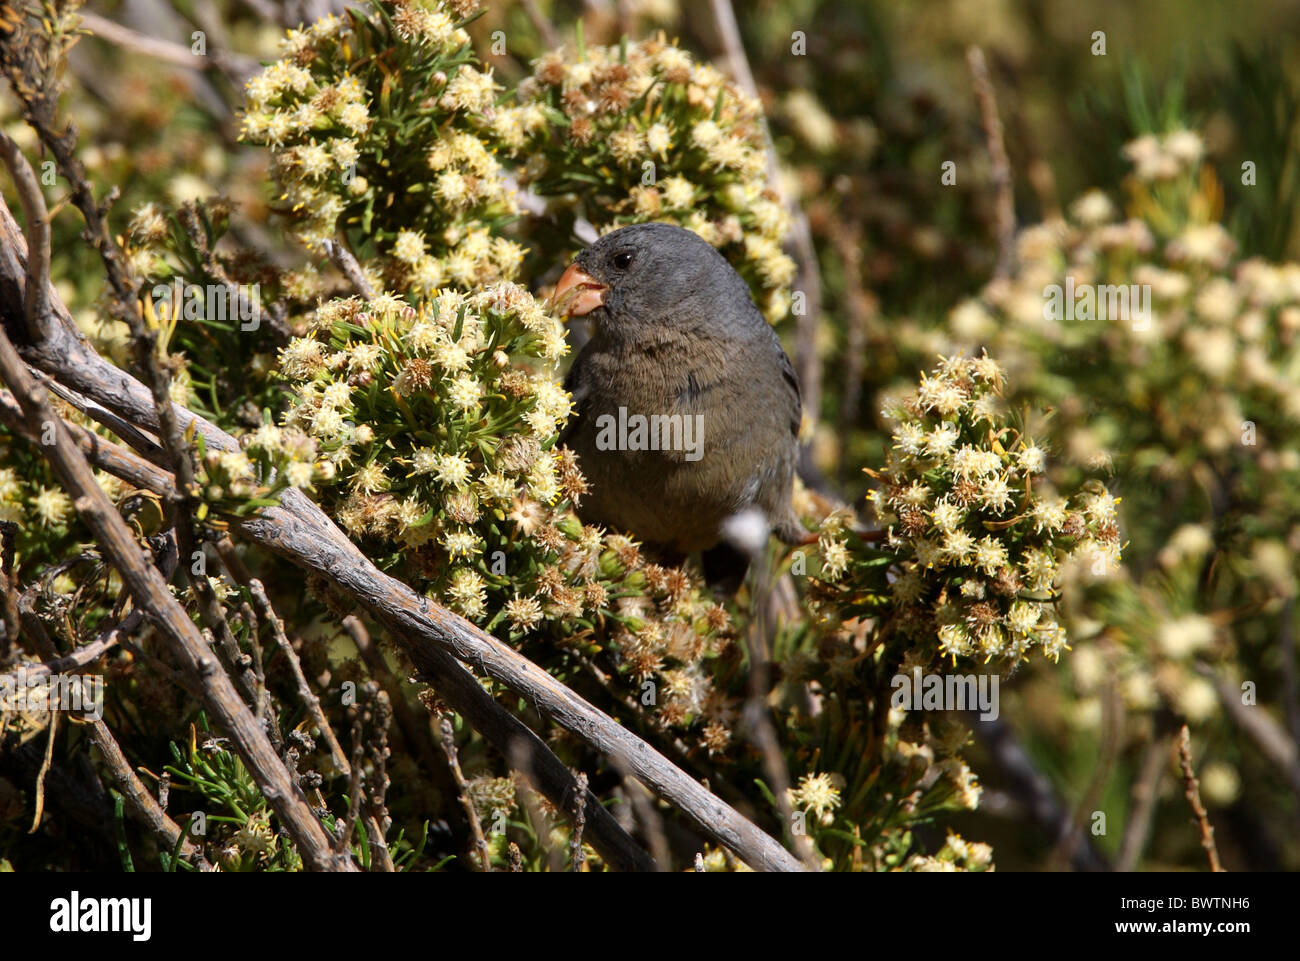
[612,250,635,270]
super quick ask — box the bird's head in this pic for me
[550,222,753,335]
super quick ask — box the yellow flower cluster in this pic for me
[903,832,994,872]
[0,465,75,529]
[240,0,521,288]
[512,36,796,321]
[821,354,1121,665]
[787,772,843,824]
[280,284,568,561]
[195,421,330,518]
[933,130,1300,725]
[946,131,1300,467]
[276,282,736,739]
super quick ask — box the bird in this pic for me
[551,222,809,584]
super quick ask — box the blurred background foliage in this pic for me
[2,0,1300,871]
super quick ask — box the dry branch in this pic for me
[0,218,802,870]
[0,317,352,871]
[1116,731,1172,872]
[0,131,50,338]
[86,717,212,870]
[249,578,351,775]
[5,40,278,770]
[1176,724,1225,873]
[434,710,492,872]
[1,520,24,651]
[77,10,260,83]
[323,239,376,298]
[966,46,1017,279]
[568,770,588,871]
[1202,664,1300,799]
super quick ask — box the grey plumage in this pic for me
[558,223,804,554]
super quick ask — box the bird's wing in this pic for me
[773,329,802,440]
[557,350,591,447]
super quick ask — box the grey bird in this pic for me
[552,222,808,582]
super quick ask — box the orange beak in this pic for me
[550,263,608,317]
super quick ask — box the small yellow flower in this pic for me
[33,486,72,527]
[504,595,544,633]
[787,772,842,821]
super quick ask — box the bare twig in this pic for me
[435,710,492,872]
[973,713,1110,871]
[238,600,269,728]
[407,648,653,873]
[0,520,21,649]
[6,22,265,749]
[707,0,758,108]
[364,811,395,871]
[213,535,253,588]
[337,715,366,855]
[43,380,166,466]
[5,25,203,533]
[78,11,260,84]
[1116,732,1173,872]
[5,381,655,870]
[1201,664,1300,798]
[87,718,211,870]
[0,609,138,691]
[743,542,818,869]
[249,578,350,775]
[1177,724,1225,872]
[569,770,588,871]
[0,132,50,338]
[322,239,376,298]
[0,389,168,500]
[511,744,562,872]
[339,614,456,796]
[618,773,671,870]
[966,46,1016,279]
[175,204,268,332]
[201,574,271,733]
[363,690,394,872]
[29,709,59,833]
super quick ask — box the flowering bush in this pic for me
[2,0,1295,876]
[817,352,1121,666]
[923,134,1300,755]
[512,36,795,320]
[273,279,745,746]
[241,1,522,287]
